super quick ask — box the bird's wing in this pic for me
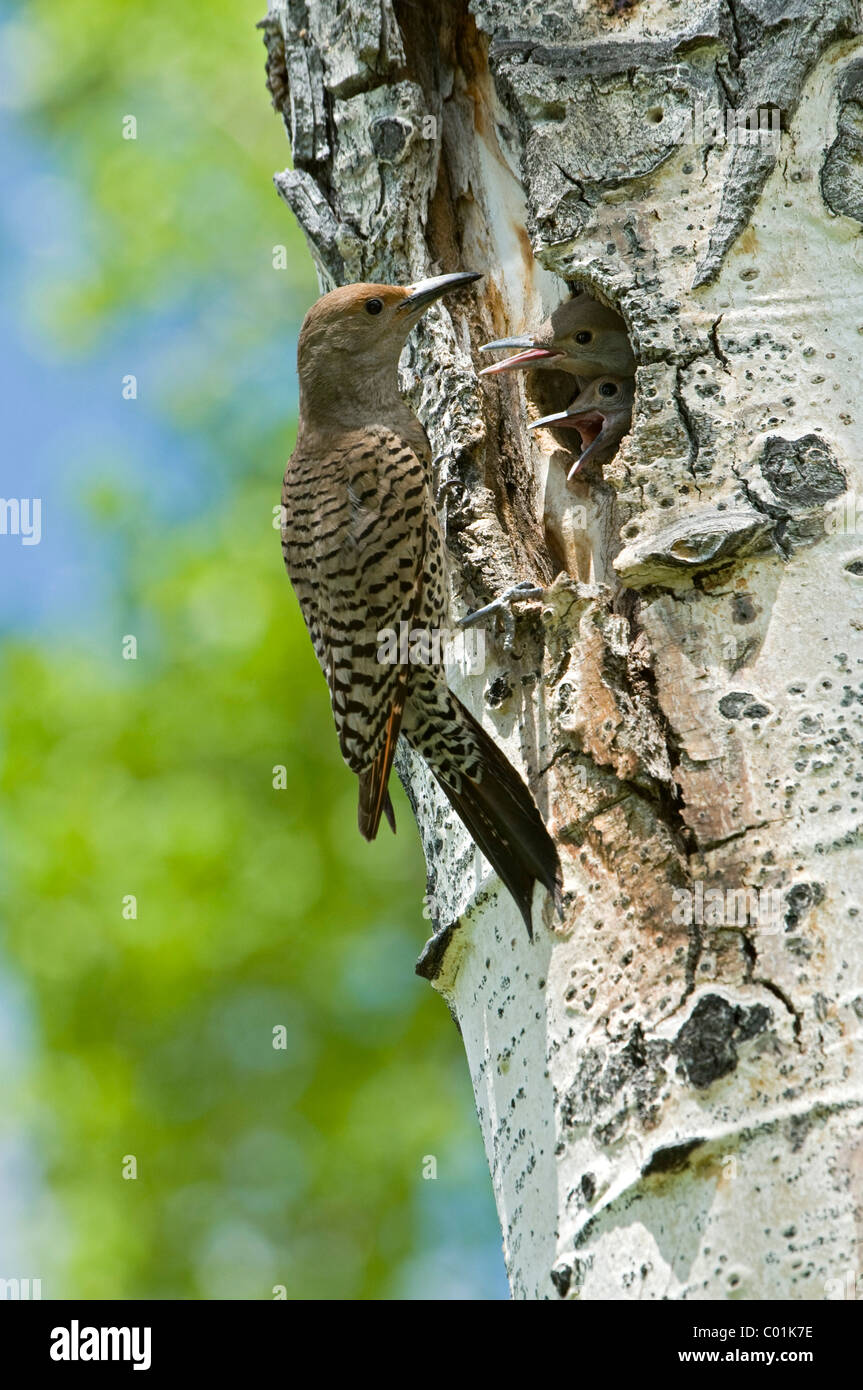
[282,427,433,838]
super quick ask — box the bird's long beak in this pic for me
[530,408,607,480]
[478,338,563,375]
[529,408,583,431]
[480,335,535,351]
[398,271,482,313]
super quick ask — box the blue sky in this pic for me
[0,107,305,636]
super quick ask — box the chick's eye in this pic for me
[575,330,592,344]
[365,298,384,315]
[599,382,618,397]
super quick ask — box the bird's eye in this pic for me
[575,330,592,344]
[599,382,618,397]
[365,298,384,315]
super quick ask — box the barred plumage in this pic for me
[281,275,561,936]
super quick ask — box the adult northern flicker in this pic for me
[281,273,561,936]
[530,375,635,478]
[479,292,634,380]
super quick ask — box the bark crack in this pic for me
[708,314,731,372]
[724,0,744,72]
[672,366,704,495]
[740,928,804,1043]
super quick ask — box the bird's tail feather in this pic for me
[358,782,396,838]
[431,699,561,938]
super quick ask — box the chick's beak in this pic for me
[478,337,563,375]
[529,408,586,432]
[529,408,608,480]
[398,271,482,314]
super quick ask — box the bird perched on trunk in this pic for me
[281,273,561,937]
[479,292,634,381]
[530,375,635,479]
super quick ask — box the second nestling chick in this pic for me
[530,376,635,480]
[478,292,635,380]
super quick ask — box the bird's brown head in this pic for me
[296,273,481,431]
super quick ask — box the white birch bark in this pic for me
[262,0,863,1300]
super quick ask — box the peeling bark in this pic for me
[263,0,863,1299]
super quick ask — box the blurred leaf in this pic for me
[0,0,507,1300]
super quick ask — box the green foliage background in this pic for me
[0,0,504,1299]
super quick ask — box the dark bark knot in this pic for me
[674,994,771,1090]
[756,434,846,513]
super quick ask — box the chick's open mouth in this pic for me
[553,409,605,453]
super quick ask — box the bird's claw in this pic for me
[457,581,545,651]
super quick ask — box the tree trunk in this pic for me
[261,0,863,1300]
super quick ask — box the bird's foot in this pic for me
[457,581,545,651]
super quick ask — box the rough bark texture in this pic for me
[262,0,863,1299]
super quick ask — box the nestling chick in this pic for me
[530,375,635,479]
[479,292,634,381]
[281,272,561,937]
